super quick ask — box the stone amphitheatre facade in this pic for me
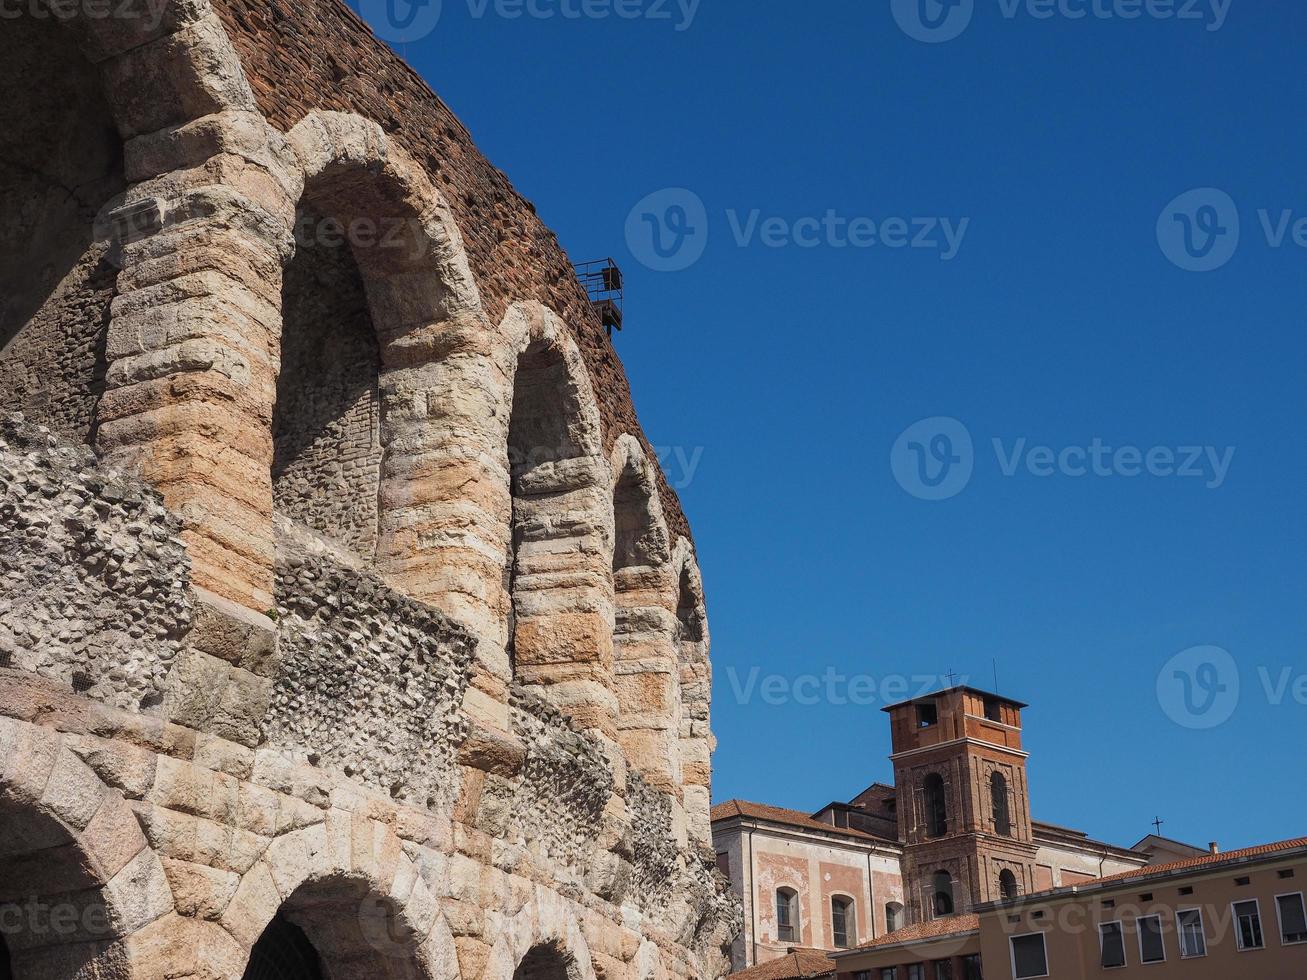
[0,2,739,978]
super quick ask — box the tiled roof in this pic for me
[711,800,893,843]
[1082,836,1307,888]
[847,915,981,951]
[727,948,836,980]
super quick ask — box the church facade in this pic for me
[711,687,1160,973]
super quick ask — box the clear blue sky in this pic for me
[348,0,1306,851]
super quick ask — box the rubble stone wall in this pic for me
[0,1,736,976]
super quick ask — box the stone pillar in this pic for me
[95,115,300,614]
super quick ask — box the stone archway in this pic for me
[670,538,712,847]
[218,816,459,980]
[0,718,173,980]
[0,9,125,444]
[609,436,678,793]
[501,302,613,733]
[239,876,434,980]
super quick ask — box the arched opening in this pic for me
[775,887,800,943]
[0,13,124,444]
[999,869,1020,901]
[507,335,605,680]
[831,895,855,948]
[885,901,906,933]
[610,440,677,788]
[672,546,711,842]
[0,795,129,978]
[513,941,574,980]
[242,876,430,980]
[991,771,1012,837]
[923,773,948,838]
[243,912,324,980]
[675,560,705,643]
[932,871,955,918]
[273,203,383,559]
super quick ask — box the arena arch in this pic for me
[671,538,712,844]
[277,111,485,574]
[0,720,173,980]
[501,302,614,730]
[0,11,125,444]
[610,436,678,792]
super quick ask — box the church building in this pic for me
[710,686,1188,973]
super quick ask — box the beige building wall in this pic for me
[978,852,1307,980]
[713,818,903,971]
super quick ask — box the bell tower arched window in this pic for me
[923,773,948,838]
[992,770,1012,836]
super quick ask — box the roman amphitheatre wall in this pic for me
[0,0,738,976]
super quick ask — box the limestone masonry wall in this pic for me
[0,0,734,975]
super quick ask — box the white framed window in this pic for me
[776,888,800,943]
[1009,932,1049,980]
[1233,899,1265,951]
[832,895,855,948]
[1276,892,1307,945]
[1177,907,1207,958]
[1137,914,1166,964]
[1099,920,1127,968]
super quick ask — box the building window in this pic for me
[933,871,955,917]
[932,960,952,980]
[1234,900,1265,950]
[1010,933,1049,980]
[886,902,906,933]
[918,701,939,728]
[984,697,1002,722]
[880,970,897,980]
[991,772,1012,837]
[1277,892,1307,944]
[832,896,855,948]
[924,774,948,838]
[1178,908,1207,958]
[907,966,925,980]
[999,869,1019,901]
[961,954,982,980]
[1100,921,1126,968]
[1137,914,1166,964]
[776,888,800,943]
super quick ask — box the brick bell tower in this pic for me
[884,686,1038,923]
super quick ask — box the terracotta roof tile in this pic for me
[849,915,980,951]
[711,800,894,843]
[1074,836,1307,889]
[727,949,836,980]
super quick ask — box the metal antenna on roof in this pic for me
[1153,816,1165,835]
[993,658,999,695]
